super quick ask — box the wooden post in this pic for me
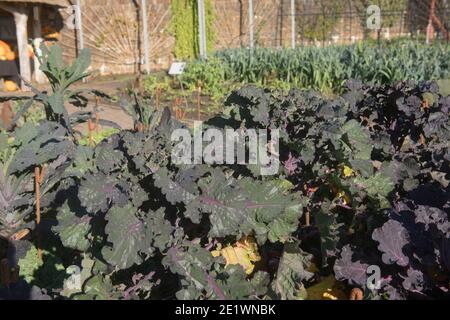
[74,0,86,83]
[291,0,296,49]
[426,0,435,45]
[14,5,32,91]
[197,0,207,59]
[141,0,151,74]
[32,6,45,84]
[87,119,94,146]
[75,0,84,51]
[248,0,254,52]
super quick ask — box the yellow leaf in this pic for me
[343,166,354,178]
[211,250,221,258]
[336,191,351,205]
[306,275,347,300]
[211,236,261,275]
[323,292,338,300]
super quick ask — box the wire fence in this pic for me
[4,0,448,78]
[213,0,450,50]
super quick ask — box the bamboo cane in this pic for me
[34,166,42,260]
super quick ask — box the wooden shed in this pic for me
[0,0,69,90]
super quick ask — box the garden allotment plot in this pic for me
[0,0,449,302]
[1,43,448,301]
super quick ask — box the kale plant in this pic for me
[1,47,448,300]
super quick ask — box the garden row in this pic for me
[0,45,449,300]
[180,42,450,99]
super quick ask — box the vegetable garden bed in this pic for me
[0,44,449,300]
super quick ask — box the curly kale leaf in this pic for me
[78,173,126,214]
[163,242,269,300]
[184,169,304,243]
[334,245,369,287]
[53,201,92,252]
[102,204,175,269]
[372,220,410,267]
[272,241,314,300]
[9,121,75,174]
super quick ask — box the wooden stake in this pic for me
[11,229,30,241]
[34,166,42,260]
[156,87,162,111]
[1,101,13,130]
[95,112,100,133]
[39,164,46,185]
[87,119,94,146]
[305,211,310,227]
[173,98,185,120]
[95,97,100,132]
[197,86,202,121]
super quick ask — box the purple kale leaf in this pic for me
[334,245,369,287]
[372,220,410,267]
[283,152,299,176]
[402,267,428,294]
[414,205,449,234]
[383,285,406,300]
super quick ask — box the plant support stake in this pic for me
[34,166,42,260]
[156,87,161,110]
[88,119,94,146]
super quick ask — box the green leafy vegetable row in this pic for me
[182,42,450,96]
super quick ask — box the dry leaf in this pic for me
[306,275,347,300]
[211,236,261,275]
